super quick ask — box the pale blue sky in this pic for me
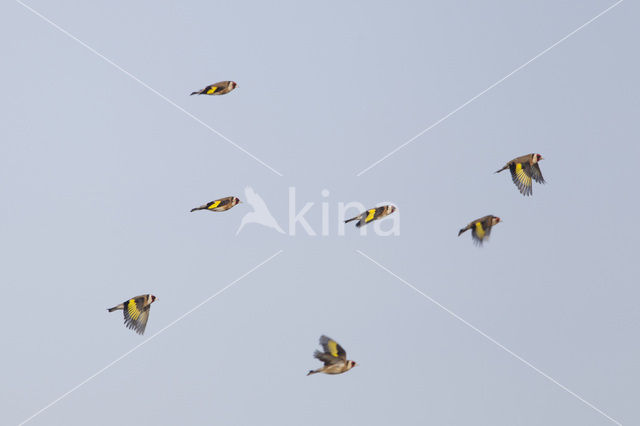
[2,1,638,425]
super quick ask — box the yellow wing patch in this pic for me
[474,222,485,239]
[127,299,141,320]
[206,86,218,94]
[327,339,339,357]
[207,200,221,210]
[515,163,532,187]
[365,209,376,223]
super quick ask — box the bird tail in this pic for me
[190,205,205,212]
[344,216,358,224]
[458,227,469,236]
[190,91,199,96]
[107,305,122,312]
[307,370,318,376]
[494,165,508,174]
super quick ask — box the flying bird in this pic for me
[236,186,284,235]
[458,215,501,245]
[190,81,238,96]
[495,153,545,196]
[190,196,241,213]
[108,294,157,335]
[307,335,356,376]
[345,205,396,228]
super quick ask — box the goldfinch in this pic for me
[458,215,501,245]
[190,81,238,96]
[345,205,396,228]
[107,294,157,335]
[307,335,356,376]
[495,153,545,196]
[190,196,241,213]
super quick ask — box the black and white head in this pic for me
[491,216,501,226]
[532,153,543,163]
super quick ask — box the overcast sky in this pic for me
[2,1,638,425]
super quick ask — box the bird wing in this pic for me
[133,308,150,335]
[210,197,233,210]
[471,218,491,244]
[356,208,381,227]
[366,207,387,224]
[531,163,545,184]
[123,297,150,335]
[319,335,347,361]
[206,200,221,210]
[204,85,219,95]
[509,162,533,196]
[314,350,343,366]
[365,208,377,223]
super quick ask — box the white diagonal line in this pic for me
[18,250,283,426]
[356,250,622,425]
[356,0,624,177]
[15,0,283,177]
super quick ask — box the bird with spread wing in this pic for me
[108,294,157,335]
[495,153,545,196]
[307,335,356,376]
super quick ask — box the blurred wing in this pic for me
[509,163,533,196]
[314,350,341,366]
[471,221,490,244]
[320,335,347,361]
[124,297,150,335]
[531,164,545,184]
